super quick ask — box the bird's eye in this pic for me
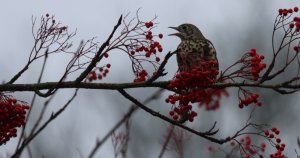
[182,26,187,30]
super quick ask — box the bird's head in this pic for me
[169,23,204,40]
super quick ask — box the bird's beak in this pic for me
[168,26,181,37]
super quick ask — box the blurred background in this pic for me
[0,0,300,157]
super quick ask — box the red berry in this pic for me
[155,57,160,62]
[46,13,49,17]
[296,22,300,28]
[276,144,281,150]
[158,34,163,39]
[261,143,266,148]
[149,21,153,27]
[165,98,169,103]
[238,103,244,109]
[188,117,194,122]
[145,52,151,57]
[249,50,256,56]
[145,21,153,28]
[104,53,109,58]
[169,111,174,116]
[288,8,293,13]
[106,63,111,68]
[283,10,288,16]
[256,102,262,107]
[145,22,150,28]
[294,45,299,52]
[294,7,299,12]
[290,23,295,28]
[146,34,152,40]
[272,127,278,132]
[250,48,256,52]
[150,48,156,54]
[276,138,281,143]
[158,47,163,52]
[279,9,283,15]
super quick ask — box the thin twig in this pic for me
[88,89,164,158]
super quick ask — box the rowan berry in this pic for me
[145,52,151,58]
[104,53,109,58]
[276,138,281,143]
[158,33,163,39]
[278,9,283,15]
[155,57,160,62]
[158,47,163,52]
[294,46,299,52]
[169,111,174,116]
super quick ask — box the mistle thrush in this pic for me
[169,23,218,72]
[169,23,218,123]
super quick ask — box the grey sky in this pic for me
[1,1,300,158]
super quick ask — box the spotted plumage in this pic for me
[169,23,218,72]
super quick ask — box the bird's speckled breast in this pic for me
[176,39,218,72]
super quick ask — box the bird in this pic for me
[169,23,218,123]
[169,23,218,72]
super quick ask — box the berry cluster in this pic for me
[228,137,265,158]
[131,41,163,59]
[127,21,164,82]
[241,136,262,157]
[167,100,198,122]
[168,60,219,89]
[278,7,298,16]
[226,129,286,158]
[264,127,286,158]
[133,69,148,82]
[290,17,300,31]
[45,13,68,35]
[286,9,300,34]
[240,48,266,81]
[145,21,154,28]
[87,63,111,81]
[166,59,227,122]
[0,96,30,145]
[290,15,300,60]
[238,91,262,108]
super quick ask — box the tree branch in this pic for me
[75,15,123,82]
[117,89,225,144]
[2,81,300,95]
